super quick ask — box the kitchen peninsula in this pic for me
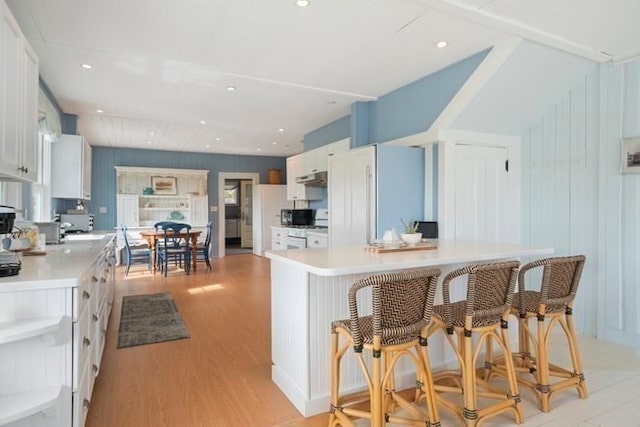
[265,239,553,416]
[0,235,116,427]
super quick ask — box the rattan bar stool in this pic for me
[484,255,587,412]
[328,268,442,427]
[422,260,523,426]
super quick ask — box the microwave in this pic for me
[59,213,94,233]
[280,209,313,227]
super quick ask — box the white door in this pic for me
[454,144,510,242]
[329,146,376,247]
[117,195,139,227]
[240,180,253,248]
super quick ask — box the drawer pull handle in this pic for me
[101,277,107,283]
[92,314,99,322]
[83,291,91,300]
[92,364,98,373]
[92,276,98,283]
[83,337,91,347]
[83,398,90,409]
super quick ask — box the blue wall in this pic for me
[303,49,489,148]
[303,116,351,151]
[376,144,424,235]
[87,147,286,237]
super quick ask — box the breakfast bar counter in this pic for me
[265,239,553,417]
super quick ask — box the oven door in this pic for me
[285,236,306,249]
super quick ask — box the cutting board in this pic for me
[365,243,438,253]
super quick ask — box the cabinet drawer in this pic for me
[72,363,91,427]
[307,234,328,248]
[72,281,93,321]
[72,305,91,391]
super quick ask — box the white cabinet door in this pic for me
[302,145,327,175]
[328,146,376,247]
[20,41,38,182]
[327,138,350,157]
[0,5,23,179]
[116,195,139,227]
[286,154,323,201]
[189,196,209,226]
[454,144,510,242]
[286,155,303,200]
[307,233,328,248]
[52,135,92,200]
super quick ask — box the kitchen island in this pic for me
[0,234,116,427]
[265,239,553,416]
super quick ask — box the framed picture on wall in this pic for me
[621,137,640,174]
[151,176,177,194]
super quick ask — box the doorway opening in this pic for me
[218,172,259,257]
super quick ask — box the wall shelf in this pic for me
[0,316,67,345]
[0,386,65,425]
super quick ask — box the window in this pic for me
[224,184,238,205]
[31,132,52,221]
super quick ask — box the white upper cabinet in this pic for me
[0,2,38,182]
[51,134,92,200]
[286,154,322,201]
[302,145,328,175]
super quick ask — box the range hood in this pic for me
[295,171,327,187]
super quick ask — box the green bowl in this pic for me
[142,187,154,195]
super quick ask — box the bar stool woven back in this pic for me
[424,260,523,426]
[329,268,441,427]
[485,255,587,412]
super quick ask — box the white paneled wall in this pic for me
[521,58,640,347]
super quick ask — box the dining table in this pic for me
[140,230,202,275]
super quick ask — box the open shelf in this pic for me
[0,386,65,425]
[0,316,67,345]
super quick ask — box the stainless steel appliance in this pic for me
[34,222,64,244]
[295,171,327,187]
[0,205,20,277]
[58,213,94,232]
[280,209,314,227]
[283,209,329,249]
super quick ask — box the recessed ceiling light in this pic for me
[257,148,262,152]
[200,120,206,125]
[149,131,155,136]
[215,137,221,141]
[205,144,210,148]
[435,40,448,49]
[226,86,236,91]
[96,109,103,113]
[81,63,93,70]
[296,0,310,6]
[272,141,277,145]
[146,140,152,144]
[278,128,285,133]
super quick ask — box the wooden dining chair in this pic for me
[121,224,151,276]
[157,222,191,276]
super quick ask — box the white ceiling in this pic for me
[6,0,640,156]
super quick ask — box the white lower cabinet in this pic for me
[0,237,116,427]
[306,232,328,248]
[271,227,287,250]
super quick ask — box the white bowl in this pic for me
[400,233,422,246]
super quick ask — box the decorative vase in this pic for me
[400,232,422,246]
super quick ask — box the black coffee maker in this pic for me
[0,205,21,277]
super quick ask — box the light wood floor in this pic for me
[87,254,640,427]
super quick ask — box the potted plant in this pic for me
[400,219,422,246]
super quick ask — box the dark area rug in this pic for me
[117,292,190,348]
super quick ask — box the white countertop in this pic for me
[0,234,114,292]
[265,239,554,276]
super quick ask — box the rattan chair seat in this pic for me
[512,290,567,314]
[331,316,425,346]
[433,301,504,329]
